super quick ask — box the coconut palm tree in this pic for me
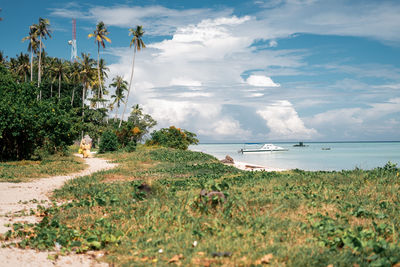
[90,58,109,108]
[52,58,69,99]
[35,18,51,88]
[88,21,111,104]
[70,61,81,106]
[110,75,128,121]
[78,53,96,129]
[0,51,6,64]
[22,25,39,82]
[15,53,30,82]
[119,25,146,128]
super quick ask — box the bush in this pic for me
[99,130,118,153]
[0,66,76,160]
[146,126,199,150]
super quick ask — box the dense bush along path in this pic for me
[0,154,117,267]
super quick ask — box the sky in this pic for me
[1,0,400,142]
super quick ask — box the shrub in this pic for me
[146,126,199,150]
[99,130,118,153]
[0,66,76,160]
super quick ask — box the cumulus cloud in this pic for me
[246,75,280,87]
[307,98,400,139]
[257,100,318,139]
[170,77,202,87]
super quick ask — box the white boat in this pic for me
[239,144,288,153]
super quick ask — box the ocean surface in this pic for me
[189,142,400,171]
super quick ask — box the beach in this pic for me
[190,142,400,171]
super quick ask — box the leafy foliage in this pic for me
[0,66,76,160]
[146,126,199,150]
[99,130,118,153]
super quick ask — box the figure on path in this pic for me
[79,135,92,158]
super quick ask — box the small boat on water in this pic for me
[239,144,288,153]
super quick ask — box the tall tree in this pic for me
[70,61,81,106]
[36,18,51,89]
[119,25,146,128]
[15,53,30,82]
[22,25,39,82]
[78,53,96,136]
[88,21,110,106]
[110,75,128,121]
[52,58,69,98]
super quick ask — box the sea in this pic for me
[189,142,400,171]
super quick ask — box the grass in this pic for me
[0,150,86,182]
[3,147,400,266]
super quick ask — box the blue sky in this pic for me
[1,0,400,142]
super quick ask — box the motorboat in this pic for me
[239,144,288,153]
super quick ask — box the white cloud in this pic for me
[257,100,318,139]
[246,75,280,87]
[269,40,278,47]
[170,77,202,87]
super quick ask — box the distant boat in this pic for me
[293,142,308,147]
[322,147,331,150]
[239,144,288,153]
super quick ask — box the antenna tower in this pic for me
[68,19,77,62]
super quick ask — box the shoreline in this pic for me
[231,160,286,172]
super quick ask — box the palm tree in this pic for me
[78,53,96,131]
[0,51,6,64]
[22,25,39,82]
[15,53,30,82]
[70,61,81,106]
[90,58,109,108]
[88,21,111,105]
[110,75,128,121]
[52,59,69,98]
[36,18,51,88]
[119,25,146,128]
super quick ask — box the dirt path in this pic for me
[0,154,117,267]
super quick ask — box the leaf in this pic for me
[168,254,184,263]
[257,253,273,264]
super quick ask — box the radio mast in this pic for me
[68,19,77,62]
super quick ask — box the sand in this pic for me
[233,160,286,172]
[0,154,117,267]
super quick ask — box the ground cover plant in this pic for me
[0,152,86,182]
[3,148,400,266]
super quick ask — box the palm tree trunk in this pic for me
[30,51,33,82]
[97,43,102,109]
[82,85,86,139]
[71,87,75,106]
[119,47,136,128]
[38,37,42,100]
[58,74,61,98]
[38,37,42,87]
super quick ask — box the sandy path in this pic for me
[0,154,117,267]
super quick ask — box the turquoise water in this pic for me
[189,142,400,171]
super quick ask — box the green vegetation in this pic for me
[0,66,76,160]
[147,126,199,150]
[4,148,400,266]
[99,130,118,153]
[0,153,85,182]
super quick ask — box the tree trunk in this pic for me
[30,51,33,82]
[50,82,53,97]
[97,43,102,109]
[71,87,75,106]
[119,47,136,128]
[38,37,42,87]
[38,36,42,100]
[58,74,61,99]
[82,84,86,139]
